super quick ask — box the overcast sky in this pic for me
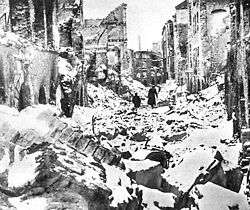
[84,0,183,51]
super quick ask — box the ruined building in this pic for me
[162,20,175,81]
[173,0,188,86]
[7,0,83,53]
[133,51,163,86]
[225,0,250,139]
[0,0,85,110]
[152,41,161,54]
[187,0,231,93]
[82,4,128,82]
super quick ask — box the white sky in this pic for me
[84,0,183,51]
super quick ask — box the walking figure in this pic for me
[147,86,158,108]
[132,93,141,110]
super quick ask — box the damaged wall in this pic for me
[8,0,82,51]
[174,0,188,86]
[134,51,163,86]
[0,0,9,31]
[0,40,58,109]
[225,0,250,137]
[162,20,175,81]
[187,0,231,93]
[82,4,128,81]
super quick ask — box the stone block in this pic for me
[83,140,99,155]
[102,151,117,165]
[67,131,83,147]
[49,123,68,140]
[58,127,74,143]
[135,164,163,189]
[75,136,92,151]
[110,154,122,166]
[125,160,163,189]
[93,146,107,162]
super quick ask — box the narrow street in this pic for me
[0,0,250,209]
[0,80,249,209]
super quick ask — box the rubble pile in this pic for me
[0,105,177,209]
[0,82,249,209]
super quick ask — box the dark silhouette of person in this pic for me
[132,93,141,109]
[147,86,158,108]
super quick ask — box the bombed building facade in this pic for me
[173,1,188,86]
[6,0,84,53]
[133,50,163,86]
[82,4,128,83]
[162,20,175,80]
[161,0,231,93]
[0,1,130,110]
[0,0,86,110]
[225,0,250,140]
[187,0,231,93]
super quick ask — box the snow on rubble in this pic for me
[0,81,249,209]
[192,182,249,210]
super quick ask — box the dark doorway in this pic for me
[18,83,31,111]
[38,85,46,104]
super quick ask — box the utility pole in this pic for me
[80,0,88,106]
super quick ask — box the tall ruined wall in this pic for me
[0,0,9,31]
[0,42,58,109]
[187,0,231,93]
[82,4,128,78]
[8,0,81,51]
[174,5,188,86]
[162,20,175,81]
[201,0,231,83]
[9,0,57,48]
[225,0,250,135]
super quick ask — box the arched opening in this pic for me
[18,83,31,111]
[211,9,227,14]
[38,84,46,104]
[208,9,229,37]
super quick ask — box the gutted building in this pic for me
[0,0,83,109]
[174,0,188,86]
[0,0,83,52]
[187,0,231,93]
[225,0,250,138]
[133,51,163,86]
[162,20,175,81]
[82,4,128,81]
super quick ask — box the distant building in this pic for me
[187,0,231,93]
[152,41,161,54]
[162,20,175,81]
[133,51,163,86]
[174,0,188,86]
[82,3,128,80]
